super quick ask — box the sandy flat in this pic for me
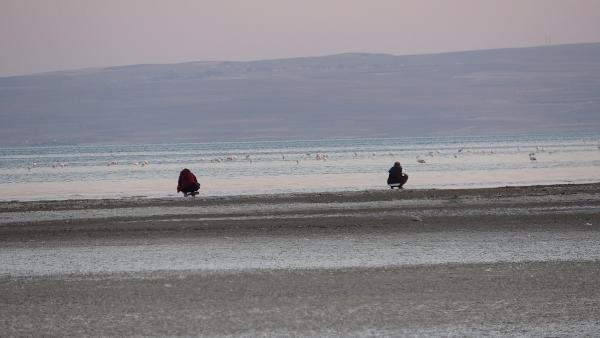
[1,183,600,336]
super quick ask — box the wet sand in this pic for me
[1,183,600,336]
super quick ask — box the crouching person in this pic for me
[177,168,201,196]
[387,161,408,189]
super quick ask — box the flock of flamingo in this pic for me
[22,144,577,171]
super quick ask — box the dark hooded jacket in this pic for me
[177,168,199,192]
[387,162,404,184]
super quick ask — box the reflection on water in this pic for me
[1,134,599,200]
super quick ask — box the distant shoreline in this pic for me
[2,130,598,148]
[1,181,598,209]
[3,43,600,145]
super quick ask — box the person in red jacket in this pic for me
[177,168,200,196]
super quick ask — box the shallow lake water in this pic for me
[1,133,599,200]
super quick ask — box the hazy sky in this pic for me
[1,0,600,76]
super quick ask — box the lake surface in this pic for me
[1,133,599,200]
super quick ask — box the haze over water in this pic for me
[1,133,599,201]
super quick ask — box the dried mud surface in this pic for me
[1,183,600,336]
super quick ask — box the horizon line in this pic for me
[3,41,599,79]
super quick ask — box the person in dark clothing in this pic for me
[177,168,201,196]
[387,161,408,189]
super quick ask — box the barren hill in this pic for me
[1,43,599,145]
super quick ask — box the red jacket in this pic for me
[177,169,198,192]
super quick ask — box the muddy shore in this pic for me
[2,183,599,236]
[1,183,600,336]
